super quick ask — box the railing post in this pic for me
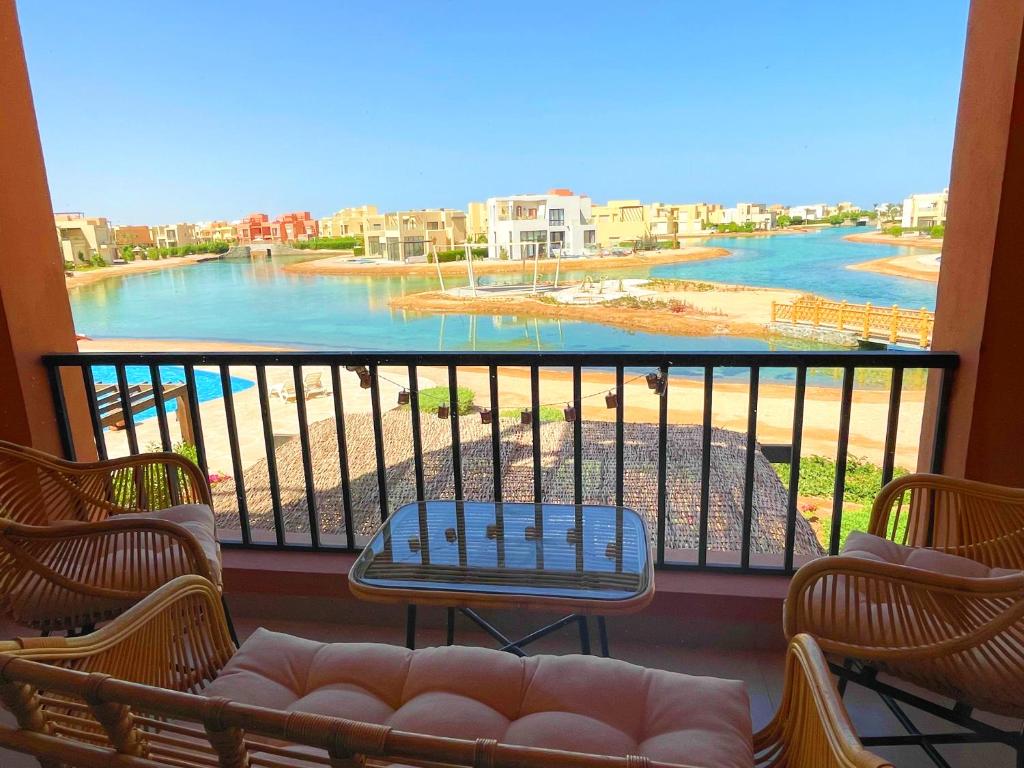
[770,301,777,323]
[838,299,847,331]
[863,302,871,339]
[890,304,899,343]
[813,298,821,326]
[919,307,930,348]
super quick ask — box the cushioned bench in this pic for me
[0,576,891,768]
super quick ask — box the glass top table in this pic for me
[349,500,654,655]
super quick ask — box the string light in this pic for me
[437,404,450,419]
[397,389,410,405]
[357,368,372,389]
[563,403,576,422]
[520,409,533,425]
[605,391,619,409]
[480,408,493,424]
[646,372,660,391]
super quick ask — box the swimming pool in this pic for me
[90,365,254,424]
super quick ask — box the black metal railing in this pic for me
[43,350,957,574]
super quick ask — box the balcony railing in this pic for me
[44,350,957,574]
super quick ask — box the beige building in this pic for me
[901,189,948,229]
[55,213,116,265]
[365,209,467,262]
[319,205,379,239]
[112,225,153,247]
[149,223,196,249]
[194,220,236,242]
[591,200,717,246]
[466,201,488,241]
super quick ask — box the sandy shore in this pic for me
[281,246,728,278]
[77,337,926,473]
[65,253,222,290]
[847,253,940,283]
[390,280,801,339]
[843,231,942,250]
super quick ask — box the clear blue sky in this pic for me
[18,1,969,224]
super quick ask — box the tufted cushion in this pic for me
[842,531,1018,579]
[204,629,754,768]
[130,503,222,587]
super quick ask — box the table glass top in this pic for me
[350,500,652,601]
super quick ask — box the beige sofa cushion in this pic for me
[204,629,754,768]
[842,531,1018,578]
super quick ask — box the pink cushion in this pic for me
[842,531,1018,578]
[204,629,753,768]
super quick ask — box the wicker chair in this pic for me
[785,473,1024,765]
[0,439,233,639]
[0,574,889,768]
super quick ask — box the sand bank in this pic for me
[847,253,940,283]
[281,246,728,278]
[390,280,801,339]
[81,337,926,472]
[842,231,942,250]
[65,253,222,290]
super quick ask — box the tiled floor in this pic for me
[0,607,1018,767]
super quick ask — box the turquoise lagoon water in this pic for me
[70,227,937,357]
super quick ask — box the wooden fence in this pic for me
[771,297,933,348]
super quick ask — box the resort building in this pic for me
[720,202,777,229]
[590,200,709,247]
[364,209,467,262]
[319,205,378,239]
[901,188,949,229]
[487,189,596,259]
[54,212,116,265]
[112,225,153,247]
[274,211,319,243]
[149,223,196,249]
[193,220,236,242]
[787,203,829,221]
[466,201,488,241]
[236,213,274,244]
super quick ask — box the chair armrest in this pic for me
[754,635,892,767]
[784,554,1024,662]
[0,575,234,692]
[0,516,215,598]
[870,473,1024,569]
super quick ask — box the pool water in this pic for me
[69,227,937,355]
[90,365,254,424]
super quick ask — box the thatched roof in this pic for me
[212,412,823,557]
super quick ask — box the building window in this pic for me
[584,230,596,245]
[549,208,564,226]
[521,230,546,243]
[550,231,565,247]
[426,222,439,230]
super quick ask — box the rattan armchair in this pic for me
[0,575,889,768]
[785,473,1024,763]
[0,439,227,636]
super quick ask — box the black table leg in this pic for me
[576,615,591,655]
[597,616,609,657]
[446,608,456,645]
[405,604,417,650]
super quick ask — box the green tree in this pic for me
[776,214,792,228]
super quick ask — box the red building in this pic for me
[235,211,318,244]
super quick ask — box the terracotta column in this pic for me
[920,1,1024,485]
[0,0,93,457]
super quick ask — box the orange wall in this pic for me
[0,0,93,457]
[921,0,1024,485]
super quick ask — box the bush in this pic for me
[884,225,904,237]
[772,455,908,506]
[428,249,465,263]
[63,259,75,271]
[402,386,475,415]
[929,225,945,239]
[500,405,562,422]
[90,254,106,267]
[292,236,362,251]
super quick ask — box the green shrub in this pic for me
[401,386,475,415]
[884,225,904,237]
[63,260,75,271]
[929,225,944,239]
[772,455,908,506]
[90,254,106,267]
[428,249,465,263]
[291,236,362,251]
[500,405,563,422]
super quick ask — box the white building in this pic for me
[787,203,829,221]
[901,189,949,229]
[486,190,597,259]
[721,202,777,230]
